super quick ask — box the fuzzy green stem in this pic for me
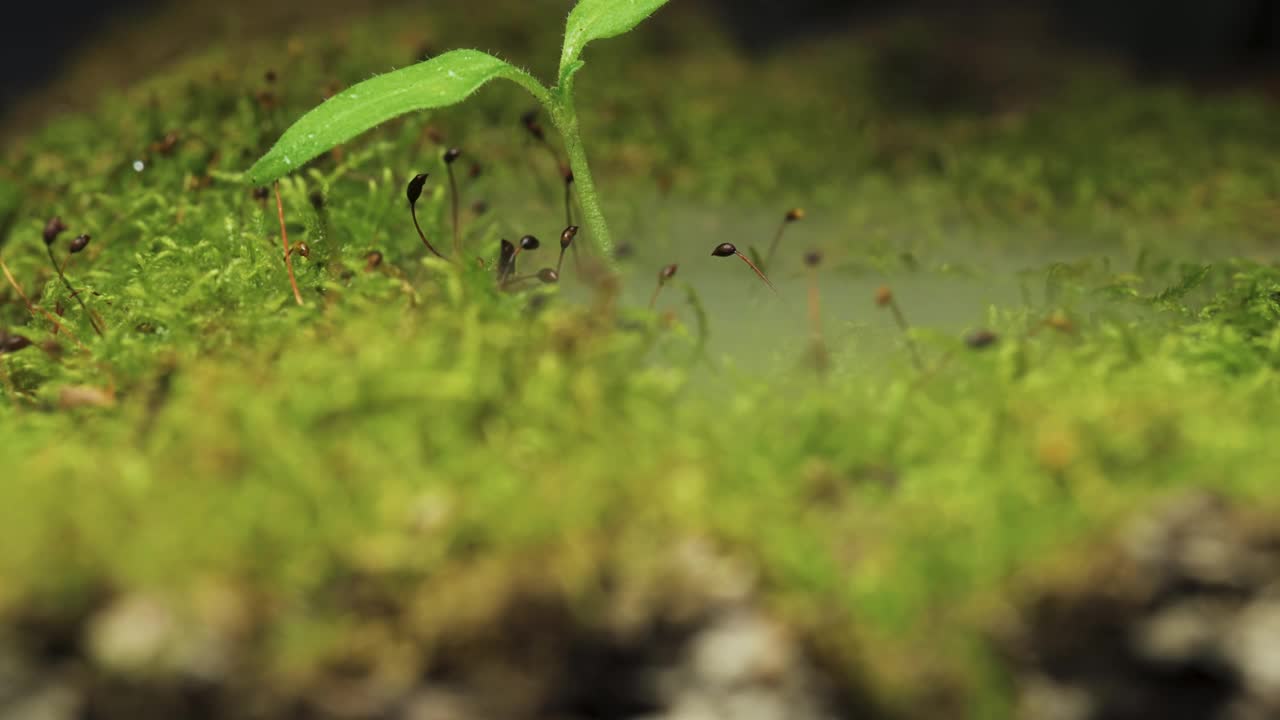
[547,89,615,265]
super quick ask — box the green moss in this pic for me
[2,2,1280,716]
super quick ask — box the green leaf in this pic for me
[246,50,547,185]
[560,0,670,82]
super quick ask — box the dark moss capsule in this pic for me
[406,173,429,205]
[520,110,545,141]
[711,243,737,258]
[1,335,32,354]
[468,162,482,179]
[875,286,893,307]
[497,239,516,276]
[471,200,489,216]
[519,235,540,251]
[443,147,462,165]
[804,250,822,268]
[659,263,678,282]
[308,191,325,211]
[42,217,67,246]
[786,208,806,222]
[537,268,559,284]
[295,242,311,259]
[69,234,91,254]
[252,187,270,201]
[560,225,579,249]
[966,329,999,349]
[364,250,384,270]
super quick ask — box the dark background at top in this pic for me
[2,0,1278,112]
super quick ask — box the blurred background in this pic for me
[3,0,1277,132]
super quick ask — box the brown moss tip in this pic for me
[42,216,67,246]
[1,334,32,354]
[406,173,428,206]
[786,208,806,222]
[560,226,579,249]
[875,286,893,307]
[966,329,999,349]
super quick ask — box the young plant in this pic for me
[711,242,776,293]
[245,0,671,269]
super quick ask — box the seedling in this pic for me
[648,263,678,309]
[443,147,463,255]
[41,222,103,336]
[406,173,447,261]
[246,0,672,267]
[711,242,776,293]
[804,250,829,374]
[875,285,923,371]
[763,208,805,270]
[557,225,578,275]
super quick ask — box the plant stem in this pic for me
[888,300,924,371]
[547,91,614,264]
[446,163,461,258]
[46,244,103,335]
[0,254,89,352]
[275,182,304,306]
[734,251,776,293]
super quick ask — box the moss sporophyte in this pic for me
[246,0,671,301]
